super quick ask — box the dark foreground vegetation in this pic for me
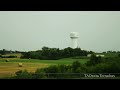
[10,54,120,79]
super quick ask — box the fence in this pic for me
[32,73,120,79]
[0,72,15,78]
[0,73,120,79]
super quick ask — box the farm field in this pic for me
[0,58,89,78]
[0,52,118,79]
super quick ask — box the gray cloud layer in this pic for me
[0,11,120,52]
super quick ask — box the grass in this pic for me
[0,58,89,78]
[0,62,49,78]
[0,58,89,65]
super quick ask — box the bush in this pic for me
[86,54,102,66]
[72,61,81,72]
[86,59,120,73]
[33,68,47,79]
[57,64,70,73]
[108,62,120,73]
[44,65,59,73]
[15,70,33,79]
[91,63,110,73]
[118,54,120,57]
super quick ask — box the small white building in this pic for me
[87,54,91,57]
[96,55,105,57]
[87,54,105,57]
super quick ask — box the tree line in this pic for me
[0,49,22,55]
[21,46,91,60]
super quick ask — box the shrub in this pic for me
[72,61,81,72]
[118,54,120,57]
[33,68,47,79]
[108,62,120,73]
[86,54,102,66]
[91,63,110,73]
[15,70,33,79]
[44,65,59,73]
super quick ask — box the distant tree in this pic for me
[86,54,102,66]
[21,46,89,60]
[15,50,20,53]
[42,46,49,51]
[118,54,120,57]
[117,51,120,53]
[2,49,6,55]
[72,61,81,72]
[112,51,116,53]
[89,54,97,65]
[107,51,112,53]
[63,47,73,57]
[89,51,94,54]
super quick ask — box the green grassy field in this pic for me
[0,58,89,78]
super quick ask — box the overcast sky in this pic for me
[0,11,120,52]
